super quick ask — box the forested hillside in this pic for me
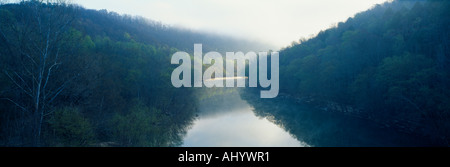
[72,6,272,53]
[1,0,449,147]
[0,1,268,146]
[279,0,449,144]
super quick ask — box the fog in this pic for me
[76,0,391,49]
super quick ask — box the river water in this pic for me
[182,90,308,147]
[181,86,434,147]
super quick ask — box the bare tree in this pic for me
[1,0,76,146]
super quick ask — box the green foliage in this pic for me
[110,101,168,147]
[0,8,15,25]
[279,0,450,144]
[47,107,95,147]
[0,1,200,146]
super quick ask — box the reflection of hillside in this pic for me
[197,88,251,118]
[240,89,437,147]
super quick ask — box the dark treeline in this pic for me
[278,0,449,145]
[0,0,268,147]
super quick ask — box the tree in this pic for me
[47,107,95,146]
[0,0,77,146]
[110,100,168,147]
[277,0,450,145]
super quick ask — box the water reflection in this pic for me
[182,90,306,147]
[182,85,434,147]
[241,89,436,147]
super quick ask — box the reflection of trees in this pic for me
[240,89,436,147]
[197,88,250,118]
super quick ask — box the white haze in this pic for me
[75,0,391,49]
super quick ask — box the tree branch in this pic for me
[0,98,28,112]
[4,70,33,97]
[14,71,32,93]
[42,61,60,91]
[47,73,78,103]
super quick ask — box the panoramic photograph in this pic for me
[0,0,449,151]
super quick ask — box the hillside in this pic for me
[278,0,449,144]
[1,0,449,147]
[72,7,273,53]
[0,1,272,146]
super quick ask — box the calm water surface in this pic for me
[182,90,307,147]
[181,79,433,147]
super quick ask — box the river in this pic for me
[182,90,308,147]
[181,85,434,147]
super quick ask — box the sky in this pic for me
[75,0,391,49]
